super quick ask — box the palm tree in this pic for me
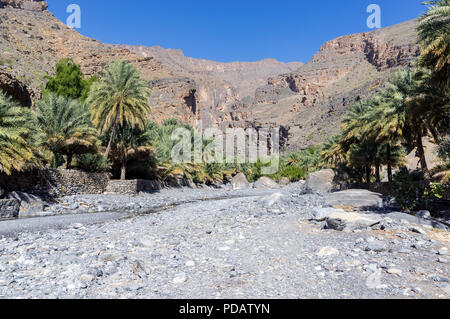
[110,123,153,180]
[36,93,98,169]
[0,91,41,175]
[417,0,450,90]
[87,60,151,159]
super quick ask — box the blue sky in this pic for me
[47,0,426,63]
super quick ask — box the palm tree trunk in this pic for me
[104,121,118,159]
[387,143,393,183]
[375,163,381,183]
[416,134,428,175]
[120,156,127,180]
[66,153,73,169]
[365,164,371,184]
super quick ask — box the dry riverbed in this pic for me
[0,183,449,299]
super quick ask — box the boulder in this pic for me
[311,207,345,221]
[324,211,382,231]
[325,189,384,210]
[6,191,46,214]
[231,173,249,190]
[0,199,19,219]
[305,169,335,195]
[259,192,286,208]
[384,212,450,230]
[254,176,280,189]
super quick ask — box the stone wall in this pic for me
[0,169,109,199]
[105,178,195,195]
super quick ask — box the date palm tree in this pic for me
[0,91,41,175]
[36,93,98,169]
[87,60,151,159]
[417,0,450,90]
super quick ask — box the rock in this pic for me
[325,189,384,209]
[324,212,382,231]
[254,176,280,189]
[365,241,387,253]
[316,246,339,257]
[311,207,345,221]
[0,199,19,219]
[259,192,286,208]
[385,212,450,230]
[409,226,426,235]
[305,169,336,196]
[6,192,46,215]
[185,260,195,267]
[80,274,95,282]
[173,273,187,284]
[366,270,384,289]
[231,173,249,190]
[416,210,431,219]
[438,247,448,256]
[73,223,84,229]
[279,177,290,186]
[132,260,147,279]
[387,268,402,275]
[0,0,48,11]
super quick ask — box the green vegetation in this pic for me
[0,91,41,175]
[36,93,98,169]
[44,58,97,101]
[87,60,151,160]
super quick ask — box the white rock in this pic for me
[438,247,448,256]
[173,273,187,284]
[316,246,339,257]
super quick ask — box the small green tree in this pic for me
[44,58,96,101]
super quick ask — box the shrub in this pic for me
[74,154,109,173]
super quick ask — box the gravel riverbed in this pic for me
[0,183,449,299]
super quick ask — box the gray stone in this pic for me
[385,212,450,230]
[311,207,345,221]
[366,270,384,289]
[365,241,387,253]
[259,192,286,208]
[231,173,249,190]
[254,177,280,189]
[438,247,448,256]
[316,246,339,257]
[416,210,431,219]
[325,189,384,209]
[305,169,335,196]
[325,212,382,231]
[0,199,19,219]
[6,192,45,214]
[279,177,290,186]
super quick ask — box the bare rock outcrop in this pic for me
[0,0,47,11]
[0,69,34,106]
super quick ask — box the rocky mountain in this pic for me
[0,0,420,151]
[121,46,303,126]
[215,19,420,151]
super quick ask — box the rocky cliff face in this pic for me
[122,45,303,126]
[0,0,47,11]
[220,19,420,151]
[0,3,199,123]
